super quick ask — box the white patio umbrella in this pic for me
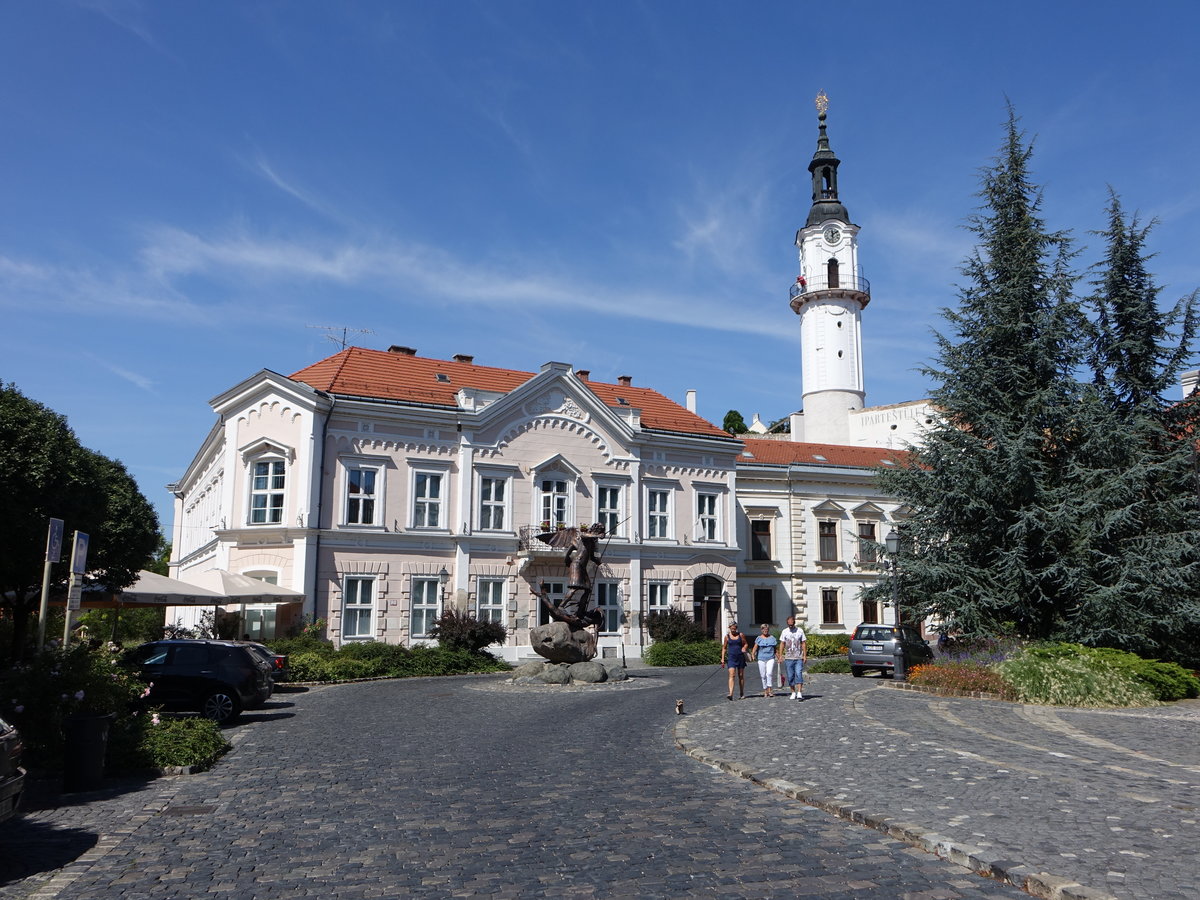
[80,570,227,607]
[179,569,305,604]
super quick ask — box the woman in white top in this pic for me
[751,624,778,698]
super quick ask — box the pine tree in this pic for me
[722,410,748,434]
[1066,195,1200,663]
[871,110,1087,639]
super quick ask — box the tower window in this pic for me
[827,258,840,289]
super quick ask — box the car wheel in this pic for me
[851,665,864,678]
[202,690,241,724]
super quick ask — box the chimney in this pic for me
[388,345,417,356]
[575,369,590,381]
[617,375,632,387]
[453,354,474,364]
[685,389,696,413]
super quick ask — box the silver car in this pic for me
[849,624,933,677]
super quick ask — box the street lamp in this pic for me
[438,566,450,610]
[884,529,904,680]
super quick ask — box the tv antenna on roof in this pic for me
[307,324,375,350]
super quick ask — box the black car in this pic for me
[123,640,273,725]
[848,623,934,677]
[237,642,289,684]
[0,714,25,823]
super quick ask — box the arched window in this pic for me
[826,258,840,289]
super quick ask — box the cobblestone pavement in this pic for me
[676,672,1200,900]
[0,669,1032,900]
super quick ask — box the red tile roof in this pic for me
[289,347,732,439]
[739,437,910,468]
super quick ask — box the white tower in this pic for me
[789,92,870,445]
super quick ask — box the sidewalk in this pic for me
[675,674,1200,900]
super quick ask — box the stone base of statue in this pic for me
[528,621,597,663]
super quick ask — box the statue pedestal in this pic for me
[529,621,597,663]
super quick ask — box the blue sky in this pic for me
[3,1,1199,532]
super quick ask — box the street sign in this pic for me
[70,532,89,575]
[46,518,64,563]
[67,578,83,612]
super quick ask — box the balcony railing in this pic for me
[789,274,871,298]
[517,525,562,554]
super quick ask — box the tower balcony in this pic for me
[789,274,871,313]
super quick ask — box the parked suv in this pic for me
[849,624,933,678]
[123,640,273,725]
[0,714,24,823]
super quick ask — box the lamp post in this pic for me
[884,529,904,680]
[438,566,450,614]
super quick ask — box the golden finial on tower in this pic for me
[815,90,829,117]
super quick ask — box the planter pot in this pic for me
[63,713,115,793]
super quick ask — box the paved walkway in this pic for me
[1,669,1028,900]
[676,670,1200,900]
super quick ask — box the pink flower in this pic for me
[150,714,160,726]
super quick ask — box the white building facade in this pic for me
[169,349,742,661]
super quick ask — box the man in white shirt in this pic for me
[778,615,807,701]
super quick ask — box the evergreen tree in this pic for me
[1066,195,1200,663]
[870,111,1087,639]
[722,410,748,434]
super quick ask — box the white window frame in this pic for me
[647,581,671,618]
[818,519,839,562]
[821,587,841,624]
[646,487,672,540]
[596,483,623,537]
[538,475,571,529]
[342,576,375,640]
[596,582,621,635]
[536,581,566,626]
[477,474,510,532]
[411,577,442,638]
[856,520,878,565]
[696,491,720,543]
[411,470,445,529]
[477,577,506,625]
[249,457,286,525]
[342,462,383,527]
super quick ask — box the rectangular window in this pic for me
[597,486,621,536]
[411,578,441,638]
[818,521,838,562]
[596,582,621,635]
[413,472,442,528]
[537,581,566,626]
[822,588,840,624]
[477,578,506,625]
[250,460,285,524]
[343,577,375,640]
[857,521,877,564]
[479,477,507,531]
[697,493,718,542]
[861,599,880,625]
[647,489,670,539]
[647,582,670,618]
[540,479,569,527]
[345,467,378,525]
[752,588,773,625]
[751,519,772,560]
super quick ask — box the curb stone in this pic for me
[674,716,1118,900]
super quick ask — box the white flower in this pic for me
[150,713,160,726]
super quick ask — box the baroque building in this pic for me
[169,349,741,659]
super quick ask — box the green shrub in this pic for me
[288,651,333,682]
[287,644,508,682]
[645,610,710,644]
[908,661,1016,699]
[268,633,336,658]
[807,657,851,674]
[0,644,148,768]
[430,609,507,652]
[1087,649,1199,702]
[806,633,851,657]
[644,640,721,667]
[138,716,230,770]
[998,647,1157,707]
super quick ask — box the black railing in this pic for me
[789,274,871,298]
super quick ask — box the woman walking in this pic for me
[720,622,750,700]
[751,624,778,697]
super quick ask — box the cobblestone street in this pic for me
[1,668,1033,899]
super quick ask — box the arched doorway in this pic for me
[692,575,724,638]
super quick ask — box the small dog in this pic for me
[675,698,685,715]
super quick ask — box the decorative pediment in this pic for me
[811,499,847,516]
[523,389,589,422]
[851,502,886,518]
[238,437,295,463]
[528,453,583,478]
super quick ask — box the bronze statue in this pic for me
[532,523,607,631]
